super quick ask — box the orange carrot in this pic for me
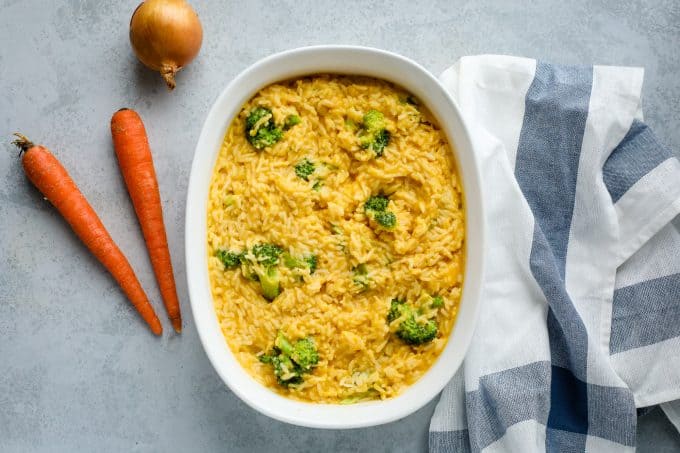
[110,109,182,333]
[13,133,162,335]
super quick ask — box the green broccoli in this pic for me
[284,114,301,130]
[260,332,319,386]
[387,299,438,345]
[373,211,396,229]
[294,158,315,181]
[431,295,445,309]
[251,243,283,266]
[259,352,303,386]
[215,249,244,269]
[273,331,295,356]
[362,110,385,131]
[305,255,318,274]
[245,244,318,300]
[397,315,437,345]
[364,195,389,212]
[259,266,280,301]
[282,252,299,269]
[358,110,391,157]
[240,243,283,300]
[352,263,370,291]
[245,270,260,282]
[282,252,318,275]
[245,106,271,129]
[364,194,397,230]
[245,107,283,150]
[277,334,319,371]
[367,129,391,157]
[387,298,406,323]
[293,157,327,191]
[237,243,321,300]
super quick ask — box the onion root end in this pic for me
[161,64,178,90]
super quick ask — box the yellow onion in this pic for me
[129,0,203,90]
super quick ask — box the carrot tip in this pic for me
[150,320,163,336]
[171,318,182,334]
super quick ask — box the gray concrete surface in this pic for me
[1,0,679,451]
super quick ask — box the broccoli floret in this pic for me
[362,110,385,131]
[273,331,294,355]
[387,299,438,345]
[353,276,370,290]
[293,158,324,190]
[289,337,319,371]
[247,244,316,300]
[252,243,283,266]
[284,114,301,130]
[261,332,319,386]
[216,249,243,269]
[358,110,391,157]
[245,106,270,129]
[305,255,318,274]
[258,352,274,364]
[241,243,283,300]
[431,295,445,309]
[352,263,370,291]
[273,332,318,371]
[365,129,390,157]
[273,355,303,386]
[283,252,318,275]
[259,352,303,386]
[397,316,437,345]
[244,271,259,282]
[373,211,396,229]
[259,266,280,301]
[282,252,299,269]
[364,195,389,212]
[387,298,406,323]
[294,158,315,181]
[364,194,397,230]
[245,107,283,150]
[245,106,271,130]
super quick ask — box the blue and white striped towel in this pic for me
[429,56,680,452]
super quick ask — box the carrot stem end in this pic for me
[12,133,35,155]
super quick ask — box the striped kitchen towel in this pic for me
[429,56,680,452]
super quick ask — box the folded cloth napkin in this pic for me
[429,56,680,453]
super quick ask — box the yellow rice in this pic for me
[207,75,465,403]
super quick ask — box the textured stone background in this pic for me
[1,0,679,452]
